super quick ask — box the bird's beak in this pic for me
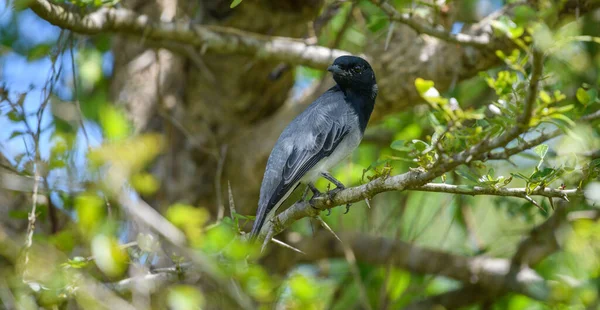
[327,64,343,75]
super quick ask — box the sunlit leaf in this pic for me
[131,172,159,195]
[414,78,435,95]
[168,285,205,310]
[534,144,548,161]
[75,193,106,237]
[289,274,317,301]
[99,105,130,141]
[166,203,209,246]
[91,235,128,277]
[539,91,552,103]
[62,256,90,269]
[576,88,591,105]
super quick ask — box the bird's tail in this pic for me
[249,204,267,240]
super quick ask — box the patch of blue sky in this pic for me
[16,9,62,47]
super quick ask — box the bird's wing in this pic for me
[281,121,349,185]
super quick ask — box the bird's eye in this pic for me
[352,66,362,74]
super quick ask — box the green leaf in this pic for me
[13,0,34,11]
[534,144,548,161]
[549,113,576,127]
[62,257,90,269]
[554,90,566,101]
[539,91,552,103]
[456,166,480,183]
[99,105,130,141]
[230,0,242,8]
[27,44,52,61]
[290,274,317,301]
[367,15,389,33]
[411,139,430,152]
[131,173,160,195]
[390,140,411,152]
[589,158,600,168]
[414,78,435,95]
[513,5,537,26]
[8,210,29,219]
[530,168,555,182]
[7,111,24,122]
[576,88,591,105]
[91,235,128,277]
[9,131,25,140]
[49,157,66,169]
[511,172,530,181]
[168,285,205,310]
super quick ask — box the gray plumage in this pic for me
[250,56,377,238]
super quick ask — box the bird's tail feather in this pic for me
[249,204,267,240]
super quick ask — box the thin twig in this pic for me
[411,183,579,199]
[69,33,90,145]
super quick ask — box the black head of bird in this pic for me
[327,55,376,92]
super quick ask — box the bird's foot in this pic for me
[326,186,344,202]
[306,184,333,216]
[322,172,346,189]
[344,203,352,214]
[308,196,331,216]
[307,183,323,211]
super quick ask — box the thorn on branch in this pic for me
[271,238,305,254]
[524,195,545,213]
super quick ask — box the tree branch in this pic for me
[404,285,490,310]
[289,231,548,300]
[486,128,562,160]
[412,183,578,200]
[405,199,581,309]
[108,263,195,294]
[29,0,349,69]
[370,0,492,47]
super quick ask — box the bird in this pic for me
[250,55,378,239]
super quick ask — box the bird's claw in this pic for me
[344,203,351,214]
[326,187,343,201]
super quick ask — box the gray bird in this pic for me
[250,55,378,238]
